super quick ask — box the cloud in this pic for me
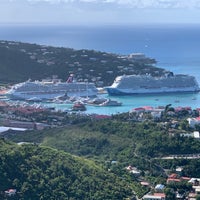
[25,0,200,9]
[1,0,200,25]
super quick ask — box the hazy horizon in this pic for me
[1,0,200,25]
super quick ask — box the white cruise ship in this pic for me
[7,76,98,100]
[106,74,200,95]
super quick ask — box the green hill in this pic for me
[0,40,164,86]
[6,117,200,173]
[0,138,132,200]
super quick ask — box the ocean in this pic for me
[1,24,200,114]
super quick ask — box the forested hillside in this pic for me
[0,139,132,200]
[0,40,162,86]
[6,116,200,177]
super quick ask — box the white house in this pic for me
[193,131,200,139]
[187,117,200,128]
[5,189,16,197]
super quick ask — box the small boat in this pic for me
[99,99,122,106]
[87,97,108,105]
[26,97,42,102]
[71,102,86,111]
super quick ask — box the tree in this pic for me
[196,195,200,200]
[165,188,176,200]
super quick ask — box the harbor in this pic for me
[0,89,200,116]
[34,92,199,115]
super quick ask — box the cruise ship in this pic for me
[106,74,200,95]
[6,76,98,100]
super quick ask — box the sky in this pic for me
[1,0,200,25]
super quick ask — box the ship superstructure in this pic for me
[106,74,200,95]
[7,77,98,100]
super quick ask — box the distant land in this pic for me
[0,40,166,86]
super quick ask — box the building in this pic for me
[193,131,200,139]
[155,184,165,192]
[5,189,16,197]
[142,193,166,200]
[187,117,200,128]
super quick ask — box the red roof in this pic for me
[169,173,178,178]
[141,181,150,186]
[134,107,145,111]
[181,177,191,180]
[93,115,111,119]
[133,106,153,111]
[175,106,192,111]
[154,193,166,197]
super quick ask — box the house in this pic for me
[176,192,185,199]
[141,182,150,187]
[188,178,200,186]
[168,173,178,179]
[188,192,197,200]
[126,165,141,176]
[151,111,162,119]
[142,193,166,200]
[175,106,192,114]
[187,117,200,128]
[176,167,183,174]
[155,184,165,192]
[130,106,153,114]
[192,186,200,195]
[167,173,181,184]
[193,131,200,139]
[5,189,16,197]
[0,126,27,133]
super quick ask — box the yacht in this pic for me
[99,98,122,106]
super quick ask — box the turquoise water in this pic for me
[43,92,200,115]
[1,24,200,115]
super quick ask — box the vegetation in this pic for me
[6,115,200,173]
[155,159,200,178]
[0,138,132,200]
[1,40,200,198]
[4,109,200,198]
[0,40,165,85]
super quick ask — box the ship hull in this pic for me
[106,87,200,96]
[7,92,65,100]
[7,90,97,100]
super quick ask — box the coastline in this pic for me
[42,92,200,115]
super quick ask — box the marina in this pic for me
[1,88,200,115]
[3,69,200,115]
[38,92,200,115]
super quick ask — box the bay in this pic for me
[1,24,200,114]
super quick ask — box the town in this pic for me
[1,98,200,199]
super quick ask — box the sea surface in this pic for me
[1,24,200,114]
